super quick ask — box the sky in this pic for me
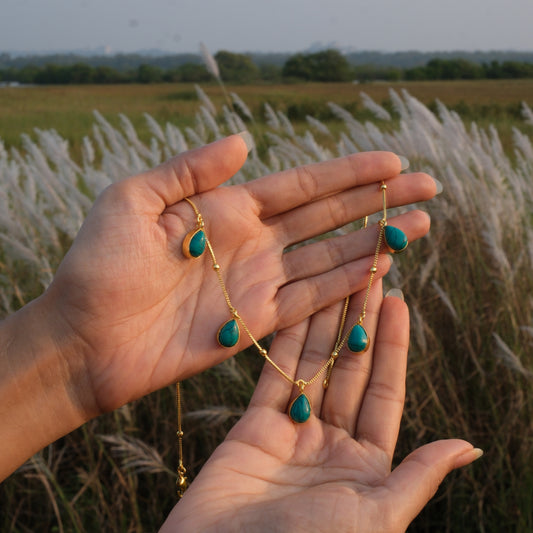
[2,0,533,55]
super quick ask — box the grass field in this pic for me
[0,79,532,532]
[1,79,533,153]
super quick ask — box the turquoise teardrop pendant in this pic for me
[383,225,408,253]
[182,229,206,258]
[217,318,240,348]
[347,324,370,354]
[288,393,311,423]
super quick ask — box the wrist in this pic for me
[0,292,93,480]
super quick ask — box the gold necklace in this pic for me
[175,180,407,496]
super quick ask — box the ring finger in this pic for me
[320,279,384,435]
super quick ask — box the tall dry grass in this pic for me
[0,86,532,532]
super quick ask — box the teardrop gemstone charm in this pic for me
[182,229,206,258]
[347,324,370,354]
[217,318,240,348]
[384,225,408,253]
[288,393,311,423]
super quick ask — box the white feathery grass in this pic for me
[493,333,533,378]
[276,110,296,137]
[306,115,332,136]
[431,280,459,322]
[418,247,440,289]
[199,42,220,79]
[230,92,254,122]
[199,106,222,138]
[228,107,248,135]
[81,135,95,165]
[521,101,533,126]
[143,112,166,143]
[264,103,280,130]
[98,434,175,475]
[222,105,242,134]
[195,84,217,115]
[360,91,391,121]
[165,123,188,154]
[185,126,205,147]
[411,304,428,355]
[186,406,244,425]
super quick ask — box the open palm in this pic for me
[161,285,480,533]
[43,135,435,417]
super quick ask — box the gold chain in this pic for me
[175,382,188,498]
[176,182,391,495]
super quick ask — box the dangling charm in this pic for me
[383,225,408,253]
[347,323,370,353]
[217,318,240,348]
[289,393,311,423]
[182,228,206,258]
[176,462,188,499]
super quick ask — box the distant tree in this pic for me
[282,53,313,80]
[214,51,260,82]
[34,64,69,84]
[136,64,163,83]
[500,61,533,78]
[404,66,428,81]
[405,59,483,80]
[282,49,352,82]
[425,58,483,80]
[259,63,282,82]
[0,64,39,83]
[174,63,211,83]
[353,65,402,82]
[68,63,94,83]
[92,66,122,84]
[309,50,352,82]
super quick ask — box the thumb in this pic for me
[384,439,483,529]
[113,132,252,213]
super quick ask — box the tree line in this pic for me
[2,50,533,85]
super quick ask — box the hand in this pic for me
[161,283,482,533]
[42,135,435,417]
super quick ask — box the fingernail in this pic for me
[397,155,410,171]
[385,288,404,301]
[454,446,484,469]
[236,131,254,153]
[471,448,484,461]
[433,177,443,195]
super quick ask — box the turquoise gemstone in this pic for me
[347,324,369,353]
[384,225,408,253]
[217,319,239,348]
[289,394,311,423]
[188,230,206,258]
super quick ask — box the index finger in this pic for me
[245,151,404,219]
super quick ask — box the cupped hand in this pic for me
[42,134,436,416]
[161,284,481,533]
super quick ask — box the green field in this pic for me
[1,79,533,153]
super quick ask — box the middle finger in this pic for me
[270,172,436,247]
